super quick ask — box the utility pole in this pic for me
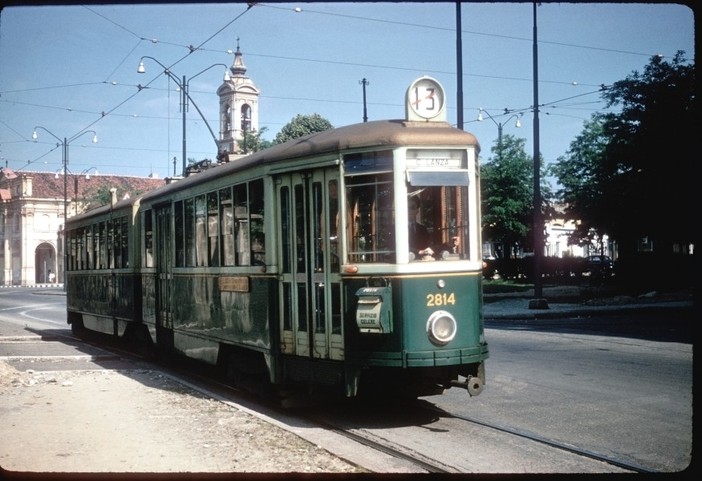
[456,1,464,130]
[529,0,548,310]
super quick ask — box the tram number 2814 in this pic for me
[426,292,456,307]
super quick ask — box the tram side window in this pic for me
[77,227,85,270]
[66,231,74,271]
[328,179,340,271]
[219,188,235,266]
[98,221,107,269]
[85,225,94,269]
[184,198,195,267]
[144,209,153,268]
[312,182,323,272]
[195,195,207,267]
[345,173,395,263]
[294,184,306,272]
[233,184,249,265]
[175,201,184,267]
[66,230,74,271]
[207,192,219,267]
[169,179,266,269]
[120,216,129,268]
[106,220,114,269]
[249,179,265,266]
[280,186,291,272]
[114,217,122,268]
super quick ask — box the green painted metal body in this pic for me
[346,272,487,368]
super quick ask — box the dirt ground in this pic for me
[0,361,364,475]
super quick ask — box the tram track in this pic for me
[421,404,656,474]
[74,339,454,473]
[0,332,659,474]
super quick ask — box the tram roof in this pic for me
[147,119,477,195]
[249,119,479,164]
[68,119,479,221]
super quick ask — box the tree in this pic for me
[553,52,696,256]
[550,115,613,252]
[600,52,695,246]
[274,114,333,144]
[481,134,534,258]
[551,52,696,289]
[242,126,272,153]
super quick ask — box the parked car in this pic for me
[583,255,614,278]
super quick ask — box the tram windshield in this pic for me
[344,150,471,264]
[406,185,468,262]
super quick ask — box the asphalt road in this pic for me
[0,287,695,474]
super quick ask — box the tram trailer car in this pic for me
[65,78,489,399]
[65,194,143,341]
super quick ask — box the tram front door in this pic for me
[277,170,343,361]
[154,205,173,333]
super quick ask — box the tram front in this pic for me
[342,140,487,397]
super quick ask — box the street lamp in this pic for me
[54,167,98,215]
[32,127,97,286]
[477,108,523,162]
[137,56,231,176]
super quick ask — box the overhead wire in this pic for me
[2,3,681,170]
[11,3,255,171]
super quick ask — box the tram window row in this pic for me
[145,178,265,269]
[66,215,129,271]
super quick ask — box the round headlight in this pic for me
[426,310,457,345]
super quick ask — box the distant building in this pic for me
[217,42,260,161]
[0,168,165,286]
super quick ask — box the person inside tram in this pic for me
[408,196,434,258]
[408,195,460,260]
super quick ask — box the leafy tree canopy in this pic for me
[242,126,273,153]
[550,115,612,248]
[553,52,696,246]
[481,135,534,254]
[274,114,333,144]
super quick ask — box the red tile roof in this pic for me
[1,169,166,202]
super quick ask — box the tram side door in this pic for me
[277,169,344,361]
[154,205,173,331]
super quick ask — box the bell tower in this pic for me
[217,40,260,160]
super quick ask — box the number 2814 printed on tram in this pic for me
[426,292,456,307]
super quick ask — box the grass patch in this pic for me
[483,279,533,294]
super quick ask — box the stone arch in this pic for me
[35,242,56,284]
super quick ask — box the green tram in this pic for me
[65,77,488,398]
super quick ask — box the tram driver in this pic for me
[408,195,460,260]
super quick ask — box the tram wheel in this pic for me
[222,348,275,399]
[70,319,85,336]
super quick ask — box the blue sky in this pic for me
[0,2,695,180]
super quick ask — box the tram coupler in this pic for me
[451,376,484,396]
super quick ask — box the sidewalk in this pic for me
[483,285,694,320]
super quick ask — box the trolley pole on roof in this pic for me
[360,78,369,122]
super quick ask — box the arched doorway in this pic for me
[35,243,56,284]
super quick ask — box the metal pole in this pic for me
[456,1,464,130]
[62,138,68,289]
[497,123,503,163]
[182,75,187,177]
[360,78,368,123]
[530,0,547,308]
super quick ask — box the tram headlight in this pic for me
[426,310,457,346]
